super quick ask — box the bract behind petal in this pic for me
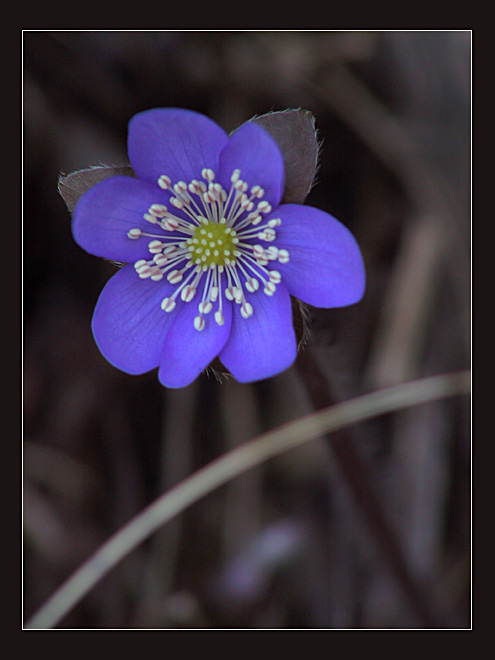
[128,108,229,186]
[252,109,318,204]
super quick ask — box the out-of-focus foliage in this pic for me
[23,31,470,629]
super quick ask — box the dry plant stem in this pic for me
[26,370,470,629]
[132,384,198,627]
[365,215,443,388]
[304,64,470,354]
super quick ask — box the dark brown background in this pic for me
[23,30,471,629]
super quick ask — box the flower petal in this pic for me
[271,204,366,307]
[219,121,285,208]
[128,108,229,185]
[72,176,170,262]
[92,264,177,375]
[158,293,233,388]
[219,282,296,383]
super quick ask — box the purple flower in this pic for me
[72,108,365,388]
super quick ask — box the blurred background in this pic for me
[23,30,471,629]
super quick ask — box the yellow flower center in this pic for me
[187,220,238,267]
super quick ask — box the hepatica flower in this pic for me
[71,108,365,388]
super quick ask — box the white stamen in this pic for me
[234,287,243,304]
[161,297,176,312]
[135,167,289,331]
[154,255,169,267]
[245,277,259,293]
[150,204,168,217]
[198,301,213,314]
[266,246,279,260]
[264,282,276,296]
[158,175,171,189]
[151,272,164,281]
[181,285,196,302]
[148,240,164,253]
[257,201,272,214]
[202,168,215,182]
[167,270,183,284]
[240,302,254,318]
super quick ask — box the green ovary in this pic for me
[187,220,237,267]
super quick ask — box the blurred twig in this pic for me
[26,370,470,629]
[302,61,470,374]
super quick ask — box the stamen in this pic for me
[130,167,289,330]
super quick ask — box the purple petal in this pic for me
[219,121,285,209]
[219,282,296,383]
[128,108,229,186]
[158,293,233,388]
[92,264,177,375]
[72,176,170,262]
[272,204,366,307]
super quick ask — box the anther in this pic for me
[258,228,276,241]
[161,298,176,312]
[158,175,171,189]
[264,282,277,296]
[194,315,206,331]
[148,240,164,253]
[245,277,260,292]
[240,302,254,318]
[153,255,168,267]
[201,168,215,182]
[162,219,179,231]
[149,204,168,217]
[127,228,142,239]
[266,246,279,260]
[150,272,164,281]
[167,270,183,284]
[257,201,272,214]
[198,301,213,315]
[181,285,196,302]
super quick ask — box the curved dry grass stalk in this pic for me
[26,370,470,629]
